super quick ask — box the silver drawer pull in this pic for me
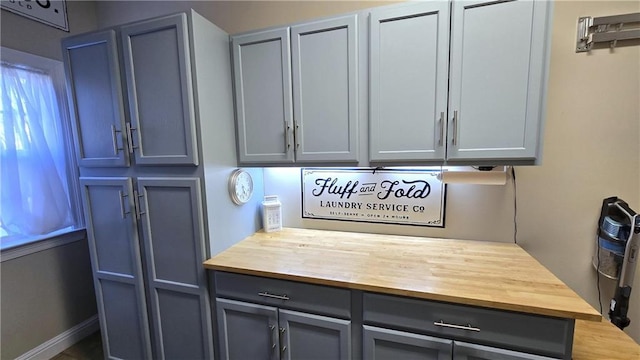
[434,320,480,332]
[258,292,289,301]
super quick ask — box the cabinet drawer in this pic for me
[363,293,573,359]
[215,271,351,318]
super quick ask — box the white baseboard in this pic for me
[16,315,100,360]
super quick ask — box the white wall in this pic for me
[517,0,640,343]
[95,0,640,343]
[264,167,516,241]
[1,1,98,60]
[94,1,400,31]
[0,3,100,357]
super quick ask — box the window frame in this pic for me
[0,47,84,255]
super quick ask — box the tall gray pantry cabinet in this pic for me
[62,10,243,359]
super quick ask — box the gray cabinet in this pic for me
[81,177,213,359]
[62,30,129,167]
[447,0,551,162]
[216,298,351,360]
[291,16,359,163]
[279,309,351,360]
[369,2,450,162]
[364,325,452,360]
[136,178,212,359]
[363,326,554,360]
[79,177,152,359]
[363,292,572,360]
[214,272,352,360]
[231,1,552,166]
[216,299,277,360]
[369,0,552,165]
[232,28,294,164]
[65,10,250,360]
[63,13,199,168]
[453,341,554,360]
[120,14,199,166]
[213,273,568,360]
[232,15,359,165]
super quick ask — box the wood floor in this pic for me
[51,331,103,360]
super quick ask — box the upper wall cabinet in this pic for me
[62,13,199,167]
[291,16,359,163]
[370,0,552,165]
[447,0,550,162]
[369,2,450,163]
[63,30,129,167]
[120,14,199,166]
[232,15,359,165]
[232,28,294,164]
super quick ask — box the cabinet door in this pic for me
[232,28,295,164]
[291,15,359,163]
[453,341,554,360]
[369,2,449,163]
[448,0,550,161]
[363,325,452,360]
[62,31,129,167]
[136,178,212,360]
[121,13,199,166]
[216,298,279,360]
[79,177,152,360]
[279,309,351,360]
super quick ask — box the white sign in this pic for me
[302,169,445,227]
[1,0,69,31]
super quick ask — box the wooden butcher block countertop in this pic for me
[204,228,601,322]
[573,319,640,359]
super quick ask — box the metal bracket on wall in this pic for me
[576,12,640,52]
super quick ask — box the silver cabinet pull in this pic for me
[434,320,480,332]
[110,125,124,155]
[118,190,130,219]
[451,110,458,146]
[279,327,287,352]
[258,292,289,301]
[134,190,146,220]
[437,112,444,146]
[126,122,138,154]
[294,122,300,149]
[285,123,292,150]
[269,324,277,350]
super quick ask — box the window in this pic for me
[0,47,82,250]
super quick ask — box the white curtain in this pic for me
[0,64,73,237]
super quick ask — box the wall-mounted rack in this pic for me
[576,12,640,52]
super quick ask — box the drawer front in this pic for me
[215,271,351,318]
[363,293,573,359]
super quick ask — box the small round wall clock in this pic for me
[229,169,253,205]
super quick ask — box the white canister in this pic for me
[262,195,282,232]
